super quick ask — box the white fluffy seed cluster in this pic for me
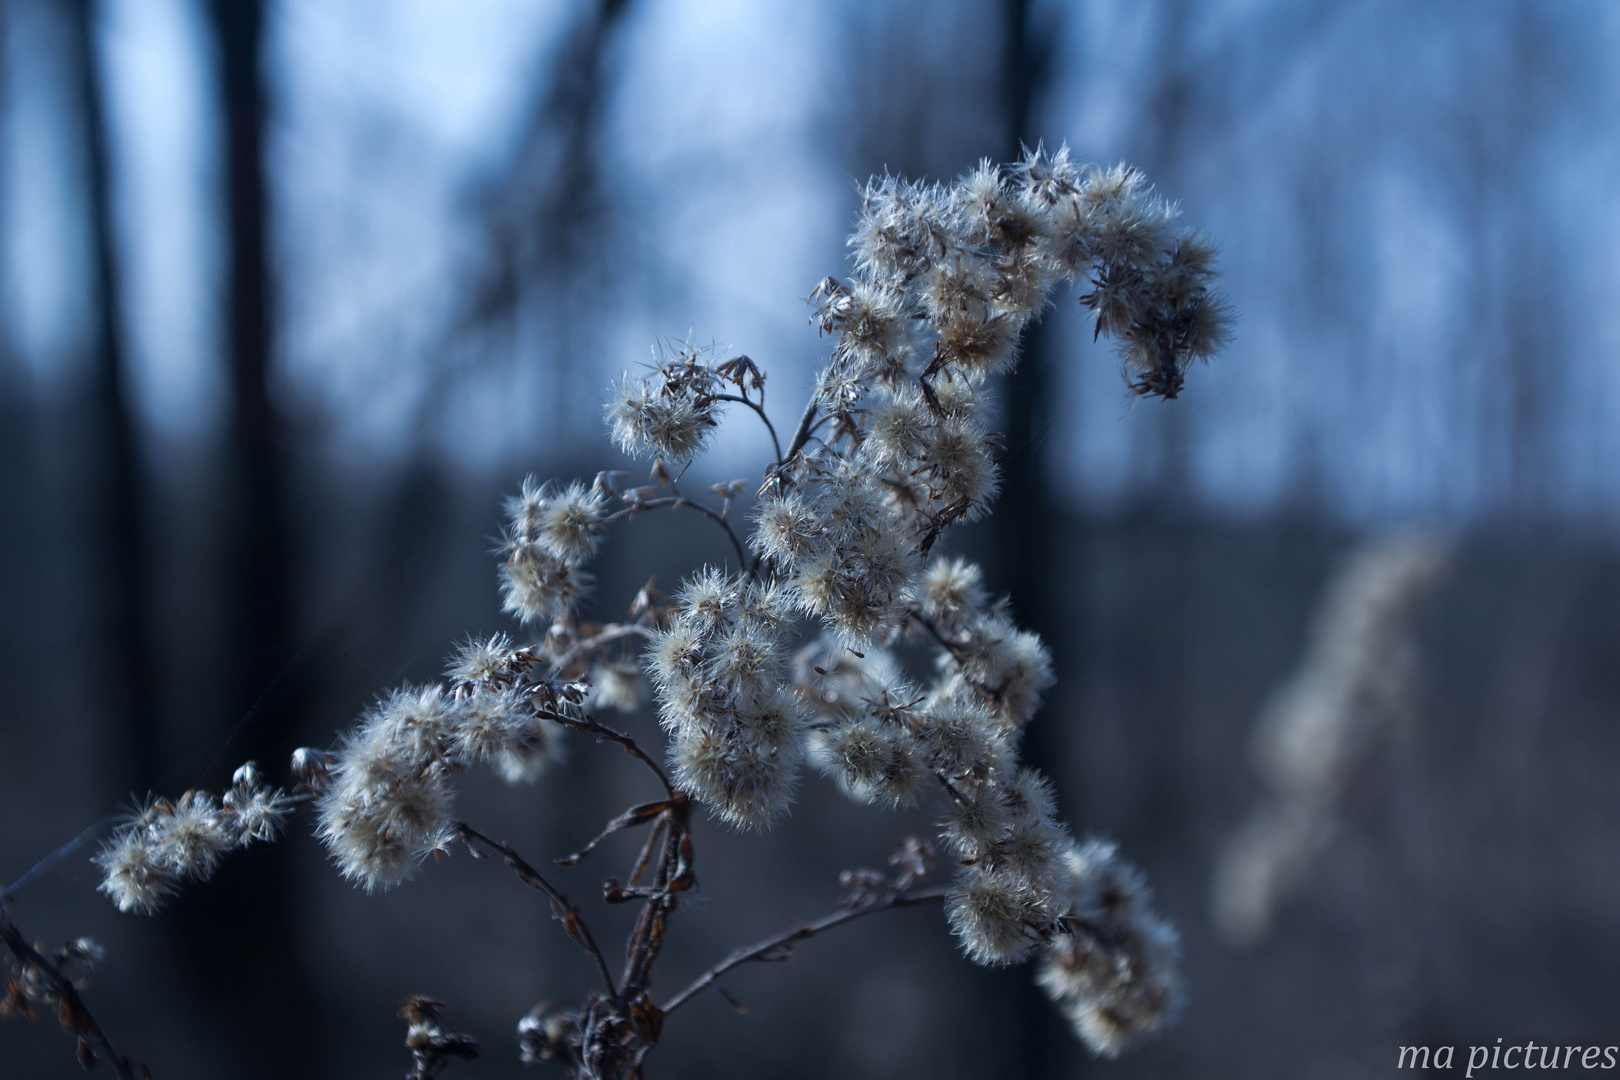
[605,340,722,462]
[499,477,606,627]
[844,147,1230,399]
[93,761,294,914]
[841,143,1229,394]
[285,149,1222,1061]
[794,555,1065,967]
[315,635,568,892]
[646,570,805,828]
[742,147,1223,653]
[755,459,927,647]
[1036,840,1183,1058]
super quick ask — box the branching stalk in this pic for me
[455,824,621,1005]
[0,903,137,1080]
[661,885,949,1014]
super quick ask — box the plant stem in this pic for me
[661,885,949,1014]
[454,823,621,1006]
[0,903,137,1080]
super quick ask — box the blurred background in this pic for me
[3,0,1619,1076]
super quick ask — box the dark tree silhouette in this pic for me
[145,3,326,1076]
[988,4,1072,1077]
[63,0,158,798]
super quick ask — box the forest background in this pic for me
[3,1,1619,1077]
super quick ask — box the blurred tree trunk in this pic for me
[155,2,325,1076]
[64,0,159,796]
[1141,0,1194,506]
[990,1,1069,1076]
[211,0,288,710]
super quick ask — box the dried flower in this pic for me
[1037,840,1183,1057]
[79,145,1229,1074]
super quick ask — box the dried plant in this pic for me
[1211,533,1449,947]
[65,146,1229,1077]
[0,898,143,1079]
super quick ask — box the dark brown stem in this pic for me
[454,823,620,1005]
[709,393,783,465]
[606,495,748,571]
[0,904,137,1080]
[783,392,822,463]
[555,797,686,868]
[539,710,674,798]
[908,609,964,656]
[620,820,679,995]
[661,885,949,1014]
[626,817,668,887]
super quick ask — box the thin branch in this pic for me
[618,807,687,997]
[546,622,656,678]
[454,823,620,1005]
[605,495,749,571]
[783,393,822,463]
[0,904,137,1080]
[626,816,667,888]
[908,609,963,657]
[555,797,686,867]
[538,710,674,797]
[661,885,949,1014]
[709,393,783,465]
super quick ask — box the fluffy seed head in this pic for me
[499,543,587,626]
[605,359,719,462]
[670,727,798,830]
[815,718,922,807]
[446,634,513,687]
[918,557,987,632]
[589,662,641,713]
[150,791,231,879]
[946,866,1047,965]
[751,492,824,568]
[523,480,608,567]
[918,695,1006,782]
[222,769,295,845]
[450,685,529,764]
[94,831,179,914]
[676,567,738,631]
[1036,840,1183,1057]
[493,714,565,784]
[865,386,931,468]
[317,766,452,892]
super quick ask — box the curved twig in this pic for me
[556,797,686,868]
[538,710,674,798]
[454,823,620,1005]
[545,622,656,679]
[783,393,821,464]
[661,885,949,1014]
[709,393,783,465]
[606,495,748,571]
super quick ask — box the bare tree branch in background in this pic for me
[412,0,633,453]
[352,0,635,689]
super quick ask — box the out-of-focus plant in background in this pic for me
[4,1,1620,1078]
